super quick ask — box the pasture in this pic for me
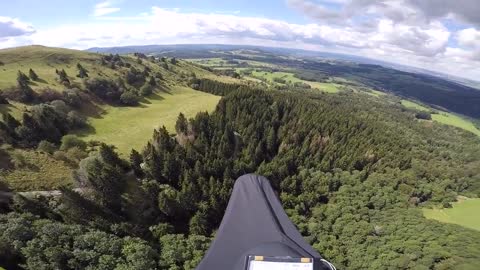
[423,197,480,231]
[78,87,220,155]
[401,99,480,136]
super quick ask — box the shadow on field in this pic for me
[73,124,97,137]
[0,104,15,115]
[157,85,172,94]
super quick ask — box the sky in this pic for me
[1,0,479,80]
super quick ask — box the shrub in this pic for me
[63,88,83,107]
[415,111,432,120]
[67,111,86,129]
[11,152,27,168]
[120,91,139,106]
[85,78,121,102]
[37,141,57,154]
[53,150,69,163]
[140,84,153,97]
[37,88,63,103]
[65,147,88,163]
[60,135,87,151]
[0,93,8,104]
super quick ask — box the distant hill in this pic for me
[86,44,480,87]
[87,44,480,118]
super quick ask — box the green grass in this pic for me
[423,197,480,231]
[401,100,430,111]
[1,149,73,191]
[432,113,480,136]
[250,70,341,93]
[401,99,480,136]
[0,45,103,90]
[77,86,220,155]
[365,89,386,97]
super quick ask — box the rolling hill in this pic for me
[0,45,227,190]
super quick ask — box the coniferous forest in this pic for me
[1,82,480,269]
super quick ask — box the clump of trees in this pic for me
[189,78,246,95]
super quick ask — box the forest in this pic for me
[1,78,480,269]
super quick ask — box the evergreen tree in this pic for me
[57,69,70,85]
[28,68,39,81]
[175,113,188,134]
[16,70,30,87]
[76,63,89,78]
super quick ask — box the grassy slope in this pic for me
[1,149,73,191]
[401,100,480,136]
[77,86,220,155]
[423,198,480,231]
[0,46,225,190]
[0,45,102,90]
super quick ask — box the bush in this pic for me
[65,147,88,163]
[50,100,70,114]
[85,78,121,102]
[415,111,432,120]
[273,77,287,84]
[67,111,86,129]
[37,88,63,103]
[140,84,154,97]
[37,141,57,154]
[0,93,8,104]
[60,135,87,151]
[11,152,27,168]
[120,91,139,106]
[63,88,83,107]
[2,84,36,103]
[53,150,70,163]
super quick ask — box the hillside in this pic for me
[0,45,227,190]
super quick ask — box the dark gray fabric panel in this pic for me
[196,174,327,270]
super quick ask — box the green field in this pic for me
[401,99,480,136]
[77,87,220,155]
[250,70,341,93]
[0,45,104,90]
[401,100,430,111]
[423,197,480,231]
[432,113,480,136]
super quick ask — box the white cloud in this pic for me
[457,28,480,48]
[0,16,35,38]
[93,1,120,17]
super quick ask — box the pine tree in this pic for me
[76,63,89,78]
[130,149,144,177]
[28,68,39,81]
[175,113,188,134]
[16,70,30,87]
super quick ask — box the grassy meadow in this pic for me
[249,70,341,93]
[401,99,480,136]
[77,87,220,155]
[423,197,480,231]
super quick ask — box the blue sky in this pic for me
[0,0,479,80]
